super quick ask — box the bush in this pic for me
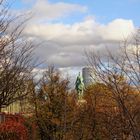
[0,115,28,140]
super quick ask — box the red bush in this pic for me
[0,114,28,140]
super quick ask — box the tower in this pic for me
[82,67,93,86]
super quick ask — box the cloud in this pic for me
[30,0,87,21]
[25,18,135,44]
[24,18,135,67]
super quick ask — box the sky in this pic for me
[13,0,140,26]
[11,0,139,84]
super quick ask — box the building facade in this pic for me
[82,67,93,87]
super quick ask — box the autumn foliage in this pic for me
[27,67,140,140]
[0,114,29,140]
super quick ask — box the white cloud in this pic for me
[24,18,135,67]
[99,19,135,41]
[32,68,45,79]
[31,0,87,20]
[25,18,135,45]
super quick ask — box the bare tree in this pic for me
[0,0,35,111]
[86,30,140,139]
